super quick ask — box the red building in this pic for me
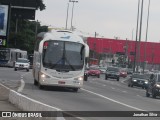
[87,37,160,65]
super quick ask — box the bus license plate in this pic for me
[58,81,65,84]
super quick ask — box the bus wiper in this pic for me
[64,57,75,71]
[50,57,75,71]
[50,58,64,69]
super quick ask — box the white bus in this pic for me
[33,30,89,92]
[0,48,27,67]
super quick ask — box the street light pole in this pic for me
[133,0,140,72]
[143,0,150,73]
[137,0,144,72]
[69,0,78,31]
[65,3,69,30]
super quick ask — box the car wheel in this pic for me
[14,68,17,71]
[146,91,150,97]
[105,75,108,80]
[84,75,88,81]
[117,77,119,81]
[131,84,133,87]
[97,75,100,78]
[128,84,130,87]
[152,91,156,98]
[26,69,29,72]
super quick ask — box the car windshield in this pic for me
[132,74,148,79]
[107,67,119,72]
[99,67,106,70]
[17,59,28,63]
[157,74,160,82]
[42,40,85,71]
[89,67,99,70]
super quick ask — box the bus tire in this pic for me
[38,82,44,89]
[38,73,43,89]
[34,79,38,86]
[73,88,78,92]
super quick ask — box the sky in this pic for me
[36,0,160,43]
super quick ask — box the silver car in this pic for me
[14,58,30,72]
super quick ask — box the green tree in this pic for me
[36,0,46,11]
[9,20,48,54]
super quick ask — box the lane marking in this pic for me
[17,72,31,93]
[111,87,115,90]
[17,78,25,93]
[82,88,145,111]
[122,91,127,93]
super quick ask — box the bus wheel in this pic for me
[73,88,78,92]
[38,75,43,89]
[34,79,38,86]
[38,82,44,89]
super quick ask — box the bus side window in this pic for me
[19,53,22,58]
[11,52,13,61]
[16,53,18,60]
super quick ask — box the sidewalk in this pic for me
[0,84,20,111]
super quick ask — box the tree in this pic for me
[9,20,48,54]
[36,0,46,11]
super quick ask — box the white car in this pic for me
[14,58,30,72]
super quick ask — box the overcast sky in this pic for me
[36,0,160,42]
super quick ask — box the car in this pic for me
[120,68,127,78]
[127,68,133,74]
[128,73,149,89]
[99,67,107,74]
[88,67,101,78]
[14,58,30,72]
[105,67,120,81]
[146,73,160,98]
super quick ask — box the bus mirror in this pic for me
[85,44,89,57]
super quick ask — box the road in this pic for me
[0,67,160,120]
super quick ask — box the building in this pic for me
[87,37,160,70]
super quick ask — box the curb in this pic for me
[0,83,65,120]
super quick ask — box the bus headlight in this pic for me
[74,76,83,81]
[40,72,50,78]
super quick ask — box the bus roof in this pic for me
[37,30,85,44]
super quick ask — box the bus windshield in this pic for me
[0,49,10,60]
[42,40,85,71]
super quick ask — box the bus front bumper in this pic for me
[39,78,83,88]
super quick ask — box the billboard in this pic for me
[0,5,9,37]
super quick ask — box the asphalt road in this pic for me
[0,67,160,120]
